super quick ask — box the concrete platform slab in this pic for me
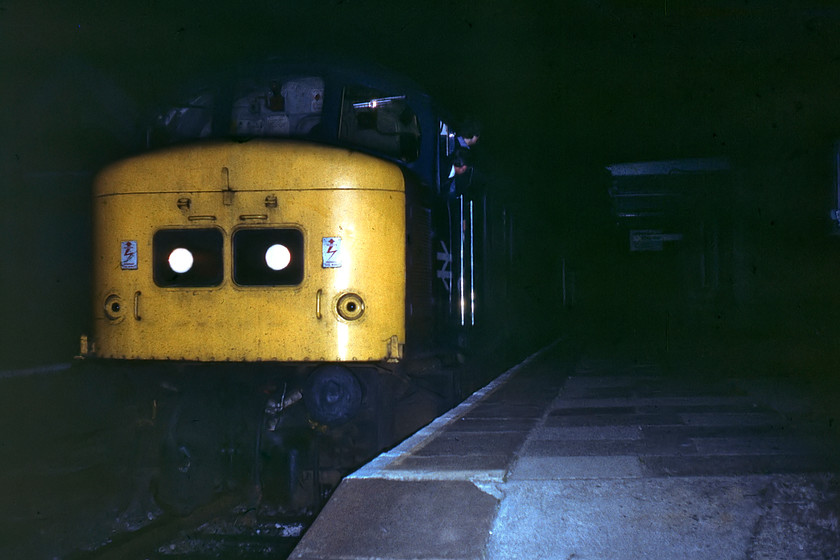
[288,478,498,560]
[486,477,768,560]
[511,455,645,479]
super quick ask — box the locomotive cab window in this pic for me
[233,228,304,286]
[231,76,325,138]
[339,85,420,162]
[439,120,457,188]
[147,90,216,148]
[153,228,224,287]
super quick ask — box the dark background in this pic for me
[2,1,840,390]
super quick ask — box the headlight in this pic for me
[265,243,291,271]
[168,247,194,273]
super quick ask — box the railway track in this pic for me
[69,492,310,560]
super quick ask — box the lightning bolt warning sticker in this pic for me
[121,241,138,270]
[322,237,342,268]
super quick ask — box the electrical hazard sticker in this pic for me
[121,241,138,270]
[322,237,342,268]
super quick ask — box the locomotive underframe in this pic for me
[88,356,459,517]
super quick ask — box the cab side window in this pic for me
[339,86,420,162]
[439,120,457,188]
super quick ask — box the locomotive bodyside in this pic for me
[91,140,406,364]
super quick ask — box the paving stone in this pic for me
[390,453,513,472]
[545,412,683,427]
[510,455,645,479]
[640,454,840,477]
[413,432,527,457]
[530,425,643,441]
[289,479,498,560]
[445,416,538,433]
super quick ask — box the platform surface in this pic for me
[290,341,840,560]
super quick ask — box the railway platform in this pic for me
[290,339,840,560]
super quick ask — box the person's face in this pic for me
[463,135,479,147]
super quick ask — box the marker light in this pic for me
[336,292,365,321]
[168,248,194,273]
[265,243,291,271]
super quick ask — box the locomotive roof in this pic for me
[93,139,405,197]
[136,55,446,189]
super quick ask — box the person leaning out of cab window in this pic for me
[447,149,473,195]
[456,117,481,149]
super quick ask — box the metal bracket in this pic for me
[386,335,403,363]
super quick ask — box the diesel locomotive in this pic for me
[80,59,517,514]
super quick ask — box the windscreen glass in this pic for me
[231,76,325,139]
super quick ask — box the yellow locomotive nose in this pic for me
[90,142,406,362]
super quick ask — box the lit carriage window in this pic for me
[153,229,223,287]
[233,229,304,286]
